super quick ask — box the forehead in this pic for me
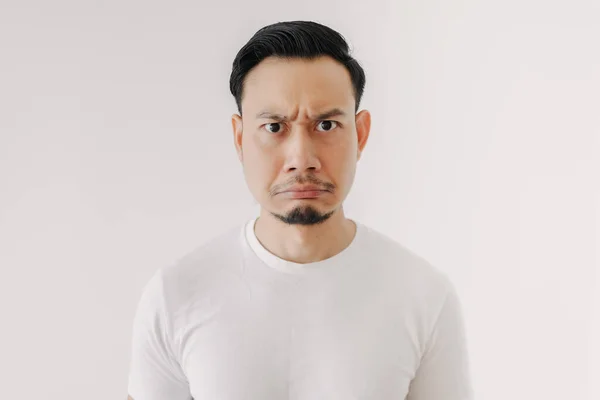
[241,56,355,116]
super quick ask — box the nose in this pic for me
[282,127,322,173]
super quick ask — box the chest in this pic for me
[178,278,420,399]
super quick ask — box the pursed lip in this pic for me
[282,185,327,193]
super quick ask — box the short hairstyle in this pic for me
[229,20,366,115]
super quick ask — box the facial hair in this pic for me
[271,204,335,226]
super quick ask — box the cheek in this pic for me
[330,140,355,166]
[322,148,354,187]
[243,146,280,189]
[338,144,358,184]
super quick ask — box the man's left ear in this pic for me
[355,109,371,160]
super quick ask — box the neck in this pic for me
[253,207,357,264]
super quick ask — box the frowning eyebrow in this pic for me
[255,108,347,121]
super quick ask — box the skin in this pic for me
[231,55,371,264]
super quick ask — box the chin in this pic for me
[268,203,337,226]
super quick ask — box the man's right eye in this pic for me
[264,123,283,133]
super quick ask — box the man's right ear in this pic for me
[231,114,243,162]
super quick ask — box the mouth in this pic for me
[281,190,328,199]
[283,185,328,192]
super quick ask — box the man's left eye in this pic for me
[316,121,338,132]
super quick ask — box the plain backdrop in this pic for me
[0,1,598,399]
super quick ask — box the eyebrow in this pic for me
[255,108,347,121]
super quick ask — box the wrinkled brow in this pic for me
[255,108,347,121]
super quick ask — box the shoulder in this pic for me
[141,223,245,314]
[359,222,454,302]
[165,223,244,290]
[359,223,462,351]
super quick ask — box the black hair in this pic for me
[229,20,366,115]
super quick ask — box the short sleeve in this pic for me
[406,281,474,400]
[127,269,192,400]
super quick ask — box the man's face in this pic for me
[231,56,370,226]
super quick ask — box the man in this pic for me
[127,20,473,400]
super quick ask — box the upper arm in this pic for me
[406,282,474,400]
[127,270,192,400]
[128,396,134,400]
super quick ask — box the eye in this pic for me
[264,123,284,134]
[316,120,338,132]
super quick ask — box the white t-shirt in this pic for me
[127,218,473,400]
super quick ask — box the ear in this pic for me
[231,114,243,162]
[355,109,371,161]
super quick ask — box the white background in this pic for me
[0,1,598,399]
